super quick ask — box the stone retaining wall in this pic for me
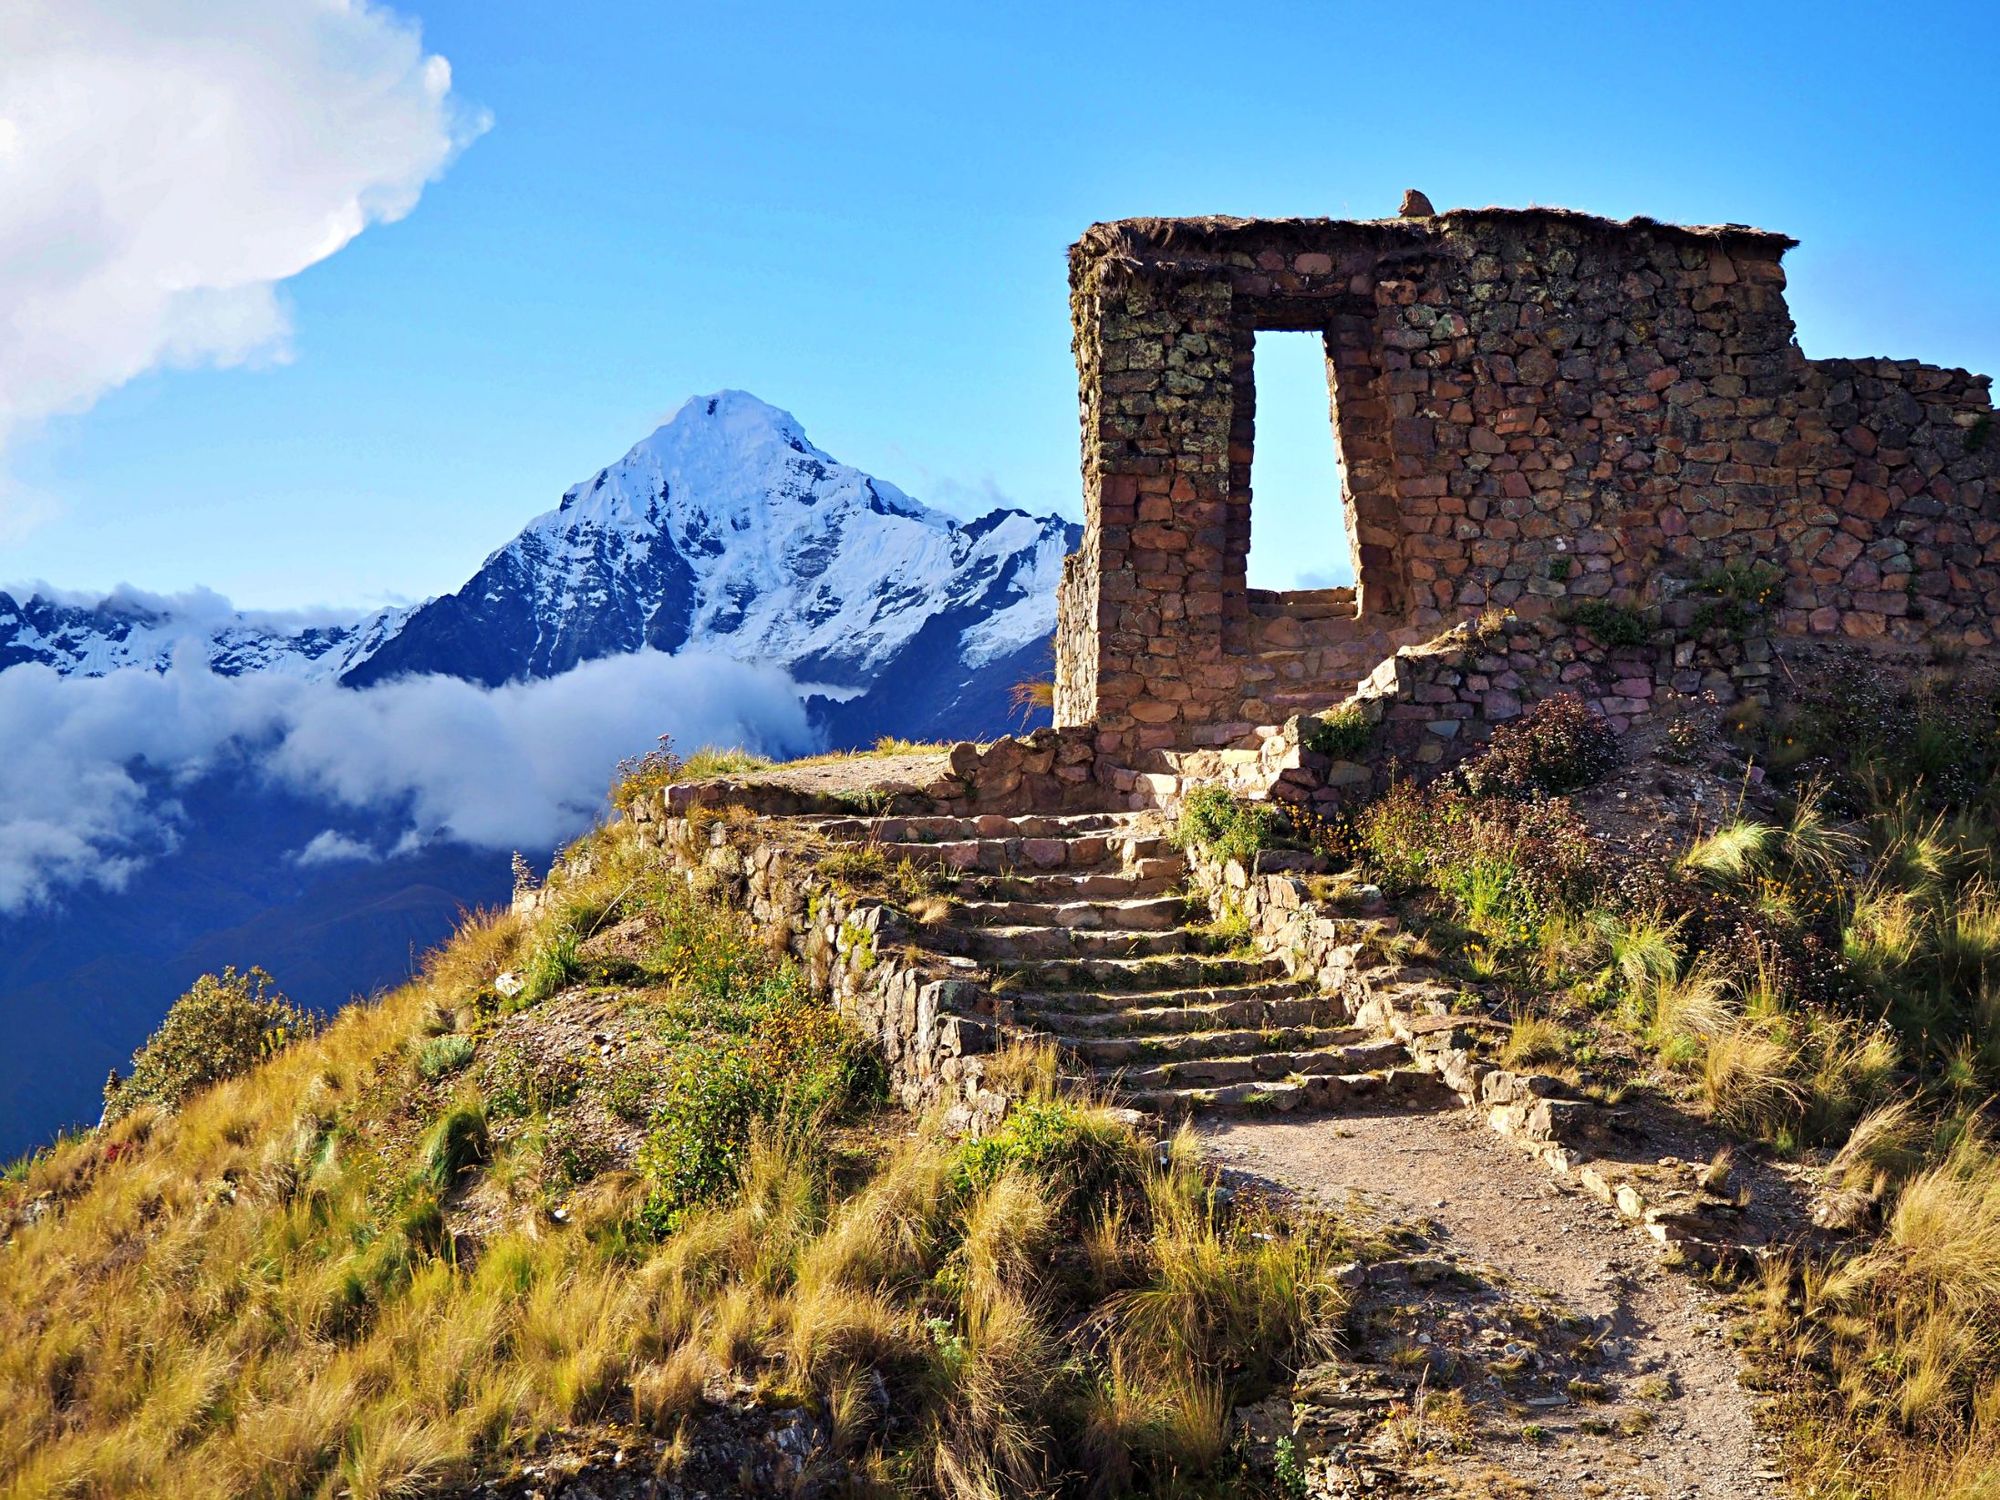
[620,803,1010,1129]
[654,726,1106,823]
[1176,803,1775,1266]
[1180,843,1602,1154]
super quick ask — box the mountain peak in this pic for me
[5,392,1081,744]
[655,389,817,453]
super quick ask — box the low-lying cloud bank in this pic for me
[0,651,813,912]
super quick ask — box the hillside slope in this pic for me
[0,800,1339,1500]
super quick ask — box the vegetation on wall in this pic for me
[1172,787,1286,867]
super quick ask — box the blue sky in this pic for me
[5,0,1997,608]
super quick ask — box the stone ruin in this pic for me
[1052,203,2000,759]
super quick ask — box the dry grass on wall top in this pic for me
[0,814,1349,1500]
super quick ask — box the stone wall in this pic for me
[1056,205,1999,757]
[1176,837,1603,1155]
[619,801,1010,1128]
[1175,609,1777,810]
[654,726,1107,822]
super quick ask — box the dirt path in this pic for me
[1204,1107,1783,1498]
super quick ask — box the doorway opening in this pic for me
[1245,330,1351,593]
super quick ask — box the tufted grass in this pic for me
[0,818,1344,1500]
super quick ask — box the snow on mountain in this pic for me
[0,393,1079,744]
[0,585,396,680]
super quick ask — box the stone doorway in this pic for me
[1243,330,1354,598]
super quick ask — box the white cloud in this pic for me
[0,0,484,491]
[0,652,814,912]
[293,829,376,867]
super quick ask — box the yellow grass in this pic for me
[0,824,1341,1498]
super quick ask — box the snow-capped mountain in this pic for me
[0,587,404,679]
[0,392,1079,743]
[341,391,1078,739]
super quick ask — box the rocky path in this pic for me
[1204,1107,1783,1499]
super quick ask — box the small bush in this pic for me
[1690,561,1783,635]
[638,985,881,1234]
[1568,599,1649,647]
[1173,788,1283,866]
[542,1115,616,1196]
[610,734,684,811]
[1463,693,1622,798]
[103,966,317,1123]
[519,932,585,1006]
[1661,692,1722,762]
[1359,782,1600,946]
[482,1039,587,1119]
[415,1034,475,1081]
[952,1100,1142,1212]
[1303,704,1370,760]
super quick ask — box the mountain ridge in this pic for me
[0,391,1078,742]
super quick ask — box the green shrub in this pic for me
[102,966,318,1123]
[650,885,799,1015]
[518,932,585,1007]
[1463,693,1623,798]
[481,1038,587,1119]
[1690,561,1782,635]
[1173,788,1283,866]
[1568,599,1649,647]
[1303,703,1371,760]
[541,1115,615,1196]
[414,1034,475,1081]
[1358,782,1600,947]
[637,981,881,1234]
[603,1053,659,1121]
[952,1099,1142,1212]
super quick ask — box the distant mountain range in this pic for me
[0,394,1078,1154]
[0,391,1077,741]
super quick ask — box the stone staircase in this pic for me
[795,808,1448,1118]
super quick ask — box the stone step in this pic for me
[1054,1024,1373,1069]
[1123,1066,1456,1119]
[1247,586,1356,621]
[1253,689,1350,717]
[993,952,1287,993]
[959,864,1183,901]
[1016,988,1345,1036]
[801,811,1143,843]
[1102,1036,1410,1091]
[954,894,1189,932]
[930,924,1192,962]
[867,834,1176,875]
